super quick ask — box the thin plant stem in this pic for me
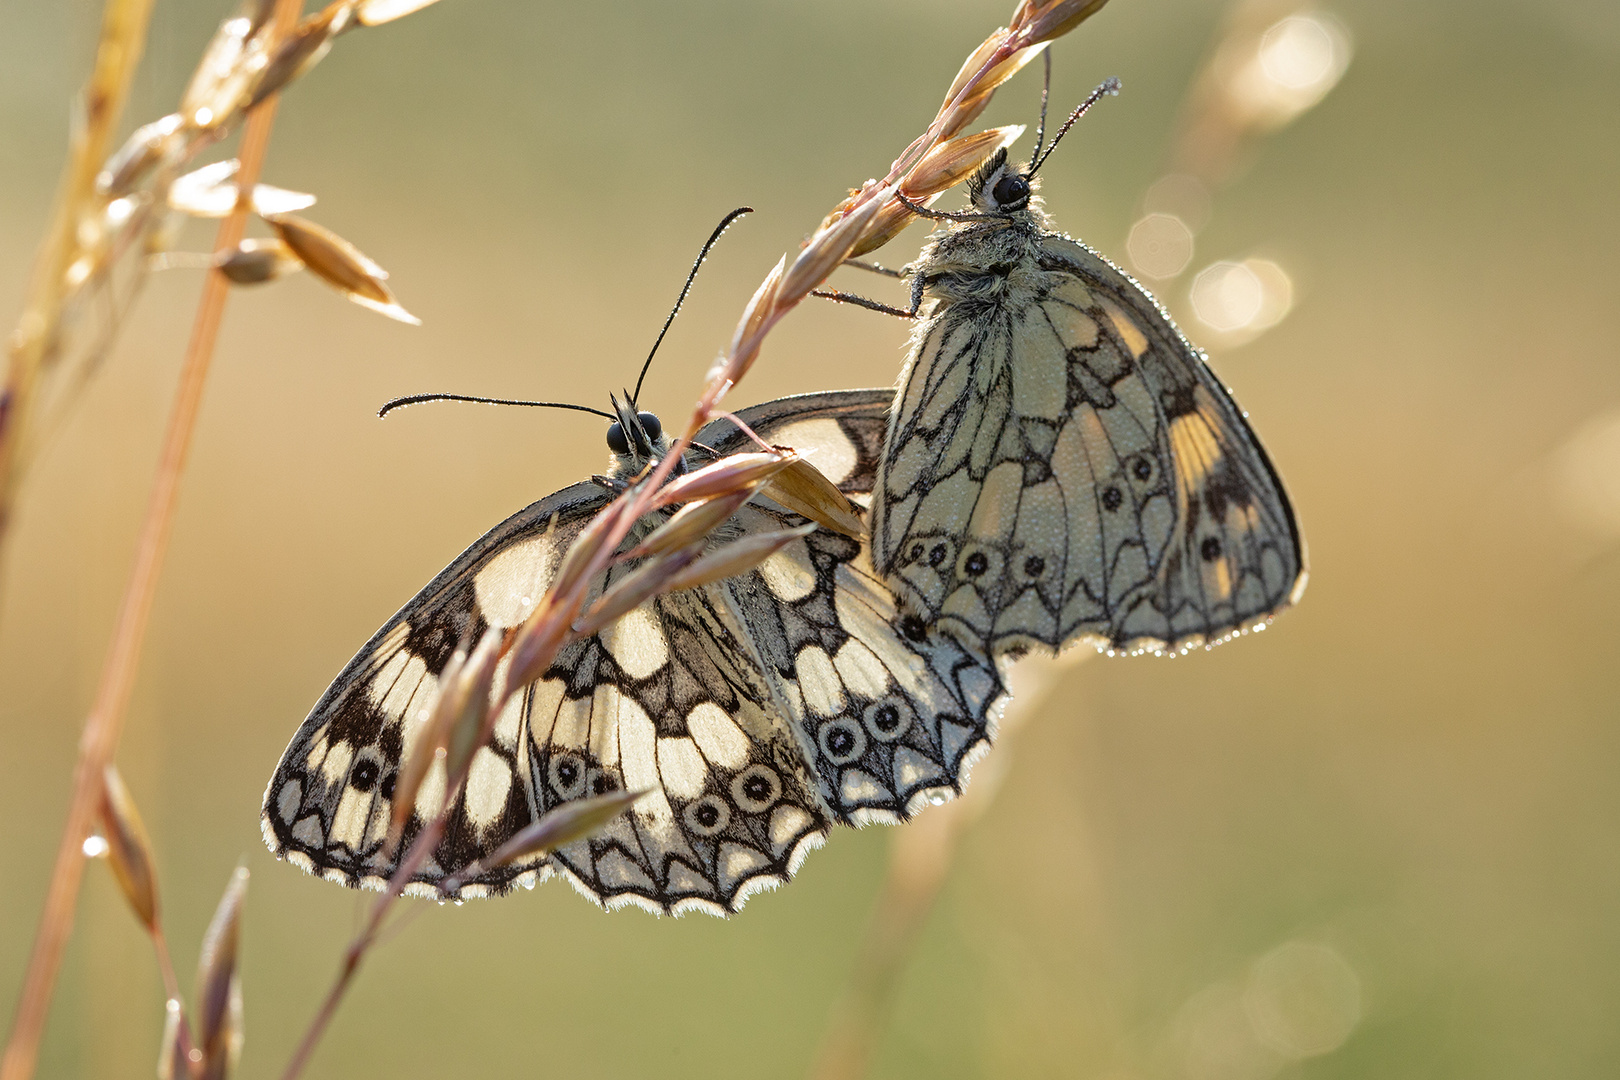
[0,0,157,553]
[807,655,1081,1080]
[277,810,446,1080]
[0,2,305,1076]
[150,927,183,1007]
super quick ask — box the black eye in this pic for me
[992,173,1029,208]
[606,422,629,455]
[637,411,662,441]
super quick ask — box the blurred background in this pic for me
[2,0,1618,1076]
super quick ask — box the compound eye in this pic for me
[991,173,1029,208]
[605,421,629,455]
[637,411,662,441]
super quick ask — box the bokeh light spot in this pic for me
[1229,13,1352,128]
[1191,258,1293,339]
[1244,941,1362,1058]
[1128,212,1195,280]
[1552,407,1620,538]
[1260,16,1340,90]
[1144,173,1214,232]
[1176,981,1285,1080]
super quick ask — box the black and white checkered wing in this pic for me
[264,389,1005,914]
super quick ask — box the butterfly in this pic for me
[866,84,1306,657]
[261,388,1006,915]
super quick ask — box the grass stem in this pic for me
[0,3,304,1076]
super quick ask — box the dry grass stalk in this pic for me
[0,0,441,556]
[86,765,240,1080]
[278,784,643,1080]
[92,764,188,1009]
[808,655,1084,1080]
[1,0,454,1072]
[446,789,651,894]
[0,0,156,543]
[191,868,249,1080]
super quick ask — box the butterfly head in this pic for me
[963,78,1120,220]
[967,148,1038,217]
[605,395,671,476]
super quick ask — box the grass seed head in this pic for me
[246,4,353,111]
[910,125,1026,196]
[937,29,1013,133]
[1014,0,1113,45]
[442,628,503,792]
[388,635,474,851]
[194,866,248,1080]
[662,524,817,593]
[848,193,941,259]
[96,114,186,198]
[570,548,702,639]
[156,997,197,1080]
[267,214,421,324]
[96,764,160,933]
[181,11,277,130]
[628,487,756,559]
[545,498,628,615]
[723,254,787,392]
[651,451,793,509]
[485,789,649,868]
[780,182,896,306]
[216,238,305,284]
[942,41,1048,139]
[355,0,445,27]
[168,160,316,218]
[761,458,867,539]
[849,125,1023,256]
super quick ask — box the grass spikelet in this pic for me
[96,764,160,933]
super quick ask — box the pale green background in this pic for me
[2,0,1617,1077]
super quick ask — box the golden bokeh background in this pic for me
[3,0,1618,1076]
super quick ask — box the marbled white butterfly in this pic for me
[261,389,1006,915]
[867,80,1307,655]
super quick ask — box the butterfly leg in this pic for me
[810,288,918,319]
[842,258,907,279]
[810,262,925,320]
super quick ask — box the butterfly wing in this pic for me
[709,389,1007,823]
[873,231,1305,654]
[260,480,610,897]
[263,388,1004,914]
[720,516,1005,825]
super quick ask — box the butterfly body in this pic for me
[263,390,1006,915]
[872,149,1306,656]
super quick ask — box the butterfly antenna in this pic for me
[377,392,615,420]
[1031,48,1053,167]
[1029,76,1121,179]
[630,205,755,406]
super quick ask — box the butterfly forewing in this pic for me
[262,480,607,896]
[263,389,1007,914]
[873,219,1304,656]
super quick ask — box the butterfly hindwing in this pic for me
[515,573,831,913]
[873,218,1305,655]
[722,514,1003,824]
[263,388,1006,914]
